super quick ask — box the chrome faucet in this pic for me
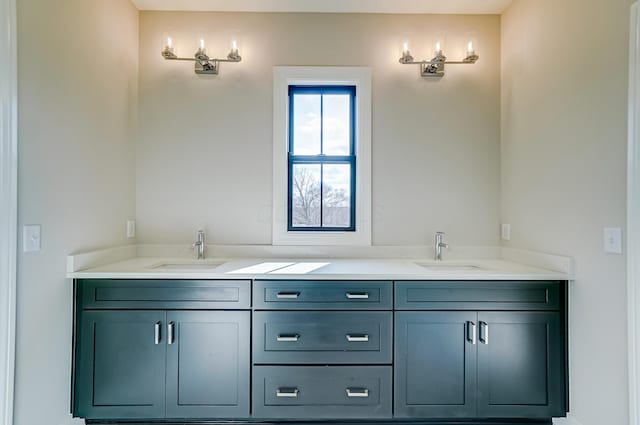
[434,231,449,261]
[192,230,206,260]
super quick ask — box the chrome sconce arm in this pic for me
[161,40,242,75]
[399,43,479,78]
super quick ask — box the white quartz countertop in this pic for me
[66,256,571,281]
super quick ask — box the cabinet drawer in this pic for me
[252,366,392,419]
[395,281,560,310]
[253,280,392,310]
[78,279,251,309]
[253,311,392,364]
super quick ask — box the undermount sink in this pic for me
[149,260,225,271]
[415,262,485,272]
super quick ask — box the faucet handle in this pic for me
[191,229,205,249]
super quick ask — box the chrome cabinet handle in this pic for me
[276,388,299,398]
[154,322,161,345]
[346,292,369,299]
[467,321,476,345]
[346,334,369,342]
[346,388,369,398]
[277,334,300,342]
[277,292,300,299]
[479,321,489,345]
[168,322,175,345]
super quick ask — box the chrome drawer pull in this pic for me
[346,334,369,342]
[168,322,175,345]
[154,322,161,345]
[276,388,299,398]
[346,388,369,398]
[479,321,489,345]
[346,292,369,299]
[467,321,476,345]
[277,334,300,342]
[277,292,300,299]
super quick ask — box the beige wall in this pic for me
[501,1,631,424]
[14,3,632,424]
[15,0,138,424]
[137,12,502,246]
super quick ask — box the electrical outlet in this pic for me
[501,224,511,241]
[604,227,623,254]
[23,224,41,252]
[127,220,136,239]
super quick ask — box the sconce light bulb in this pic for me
[227,39,242,62]
[199,39,205,50]
[435,41,442,55]
[162,36,177,59]
[467,41,474,54]
[399,42,414,63]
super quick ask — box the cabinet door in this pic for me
[75,311,166,419]
[394,312,477,418]
[166,311,250,418]
[477,312,565,418]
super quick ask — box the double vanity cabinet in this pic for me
[71,278,568,425]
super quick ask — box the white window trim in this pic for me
[272,66,372,246]
[629,3,640,425]
[0,0,17,423]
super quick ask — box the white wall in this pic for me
[501,1,631,424]
[136,12,502,246]
[14,0,138,424]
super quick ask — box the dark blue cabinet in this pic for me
[395,281,560,310]
[477,312,565,418]
[74,311,167,419]
[72,279,567,424]
[253,366,392,419]
[75,310,250,420]
[73,280,251,421]
[394,309,566,419]
[394,312,477,418]
[166,311,250,418]
[253,311,392,364]
[253,280,392,310]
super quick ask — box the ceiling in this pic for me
[131,0,514,14]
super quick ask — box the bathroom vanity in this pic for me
[69,259,569,425]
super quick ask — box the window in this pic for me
[273,67,371,246]
[288,86,356,231]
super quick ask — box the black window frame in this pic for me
[287,85,357,232]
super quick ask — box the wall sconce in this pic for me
[399,41,479,77]
[161,37,242,75]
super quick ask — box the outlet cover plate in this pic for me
[127,220,136,239]
[501,223,511,241]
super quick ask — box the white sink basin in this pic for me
[415,262,485,272]
[149,260,225,271]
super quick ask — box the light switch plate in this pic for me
[501,224,511,241]
[604,227,623,254]
[23,224,41,252]
[126,220,136,239]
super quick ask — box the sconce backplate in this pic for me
[195,60,219,75]
[421,62,446,78]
